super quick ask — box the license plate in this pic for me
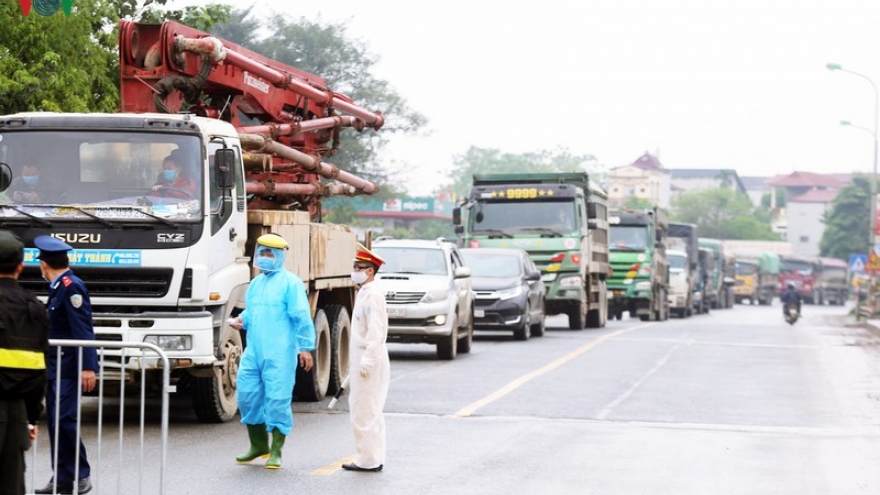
[387,308,407,317]
[474,309,485,318]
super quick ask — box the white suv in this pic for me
[372,238,475,360]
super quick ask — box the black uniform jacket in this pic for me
[0,278,49,424]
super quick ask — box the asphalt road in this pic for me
[25,301,880,495]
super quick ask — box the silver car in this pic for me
[372,238,475,360]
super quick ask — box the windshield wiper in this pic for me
[0,205,52,227]
[518,227,562,237]
[474,228,513,238]
[71,207,115,228]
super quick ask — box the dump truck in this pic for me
[693,246,713,314]
[453,172,610,329]
[698,238,733,309]
[0,20,387,422]
[815,257,848,305]
[667,222,698,318]
[733,249,780,305]
[606,207,669,321]
[778,255,819,304]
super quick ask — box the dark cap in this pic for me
[34,235,73,260]
[0,230,24,265]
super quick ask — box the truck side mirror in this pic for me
[215,148,236,189]
[587,219,598,230]
[0,163,10,191]
[452,206,461,226]
[587,202,597,219]
[454,225,464,234]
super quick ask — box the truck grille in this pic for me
[21,267,174,298]
[385,291,424,304]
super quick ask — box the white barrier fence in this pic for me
[26,340,172,495]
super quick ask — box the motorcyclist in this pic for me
[780,282,801,316]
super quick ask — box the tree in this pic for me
[443,146,596,200]
[670,188,779,240]
[210,11,426,189]
[620,197,656,209]
[0,0,230,114]
[820,175,872,259]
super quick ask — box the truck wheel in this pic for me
[294,309,331,402]
[326,305,351,395]
[514,304,531,341]
[437,316,458,360]
[568,299,586,330]
[191,326,241,423]
[586,281,607,328]
[458,309,474,353]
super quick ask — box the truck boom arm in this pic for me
[118,20,383,210]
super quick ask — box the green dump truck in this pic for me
[698,238,734,309]
[453,172,610,329]
[607,207,669,321]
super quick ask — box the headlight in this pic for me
[559,276,581,287]
[497,285,523,300]
[421,290,449,303]
[635,281,651,290]
[433,314,447,325]
[144,335,192,351]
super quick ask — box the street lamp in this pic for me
[828,62,879,313]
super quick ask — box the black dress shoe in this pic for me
[34,477,92,494]
[342,462,383,472]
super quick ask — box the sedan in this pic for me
[459,247,546,340]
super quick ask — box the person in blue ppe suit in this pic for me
[228,233,315,469]
[32,236,97,495]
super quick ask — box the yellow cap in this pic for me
[257,233,289,249]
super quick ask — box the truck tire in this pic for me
[326,305,351,395]
[514,303,531,341]
[294,309,331,402]
[568,299,586,330]
[586,281,607,328]
[437,316,458,360]
[191,326,242,423]
[458,309,474,353]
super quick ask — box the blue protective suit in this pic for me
[237,246,315,435]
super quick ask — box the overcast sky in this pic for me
[180,0,880,196]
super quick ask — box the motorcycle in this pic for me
[784,302,800,325]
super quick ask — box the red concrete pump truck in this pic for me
[0,20,384,422]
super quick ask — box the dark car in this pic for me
[459,247,546,340]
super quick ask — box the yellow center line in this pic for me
[454,323,655,418]
[311,455,356,475]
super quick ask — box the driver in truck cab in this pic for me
[150,151,195,198]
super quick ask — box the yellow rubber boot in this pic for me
[235,424,270,463]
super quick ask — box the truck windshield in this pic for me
[472,200,576,234]
[736,262,759,275]
[781,259,813,275]
[668,255,687,270]
[0,130,202,222]
[610,226,648,250]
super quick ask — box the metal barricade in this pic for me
[26,340,172,495]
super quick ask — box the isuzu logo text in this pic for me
[52,233,101,244]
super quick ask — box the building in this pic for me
[606,152,671,208]
[766,171,845,257]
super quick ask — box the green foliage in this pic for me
[443,146,596,200]
[760,186,787,208]
[386,219,454,241]
[621,196,655,209]
[0,0,230,115]
[209,11,426,184]
[670,188,779,240]
[820,175,872,259]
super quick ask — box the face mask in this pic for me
[256,256,278,272]
[162,170,178,182]
[350,270,368,285]
[22,175,39,186]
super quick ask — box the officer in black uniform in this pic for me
[0,230,49,495]
[33,236,96,495]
